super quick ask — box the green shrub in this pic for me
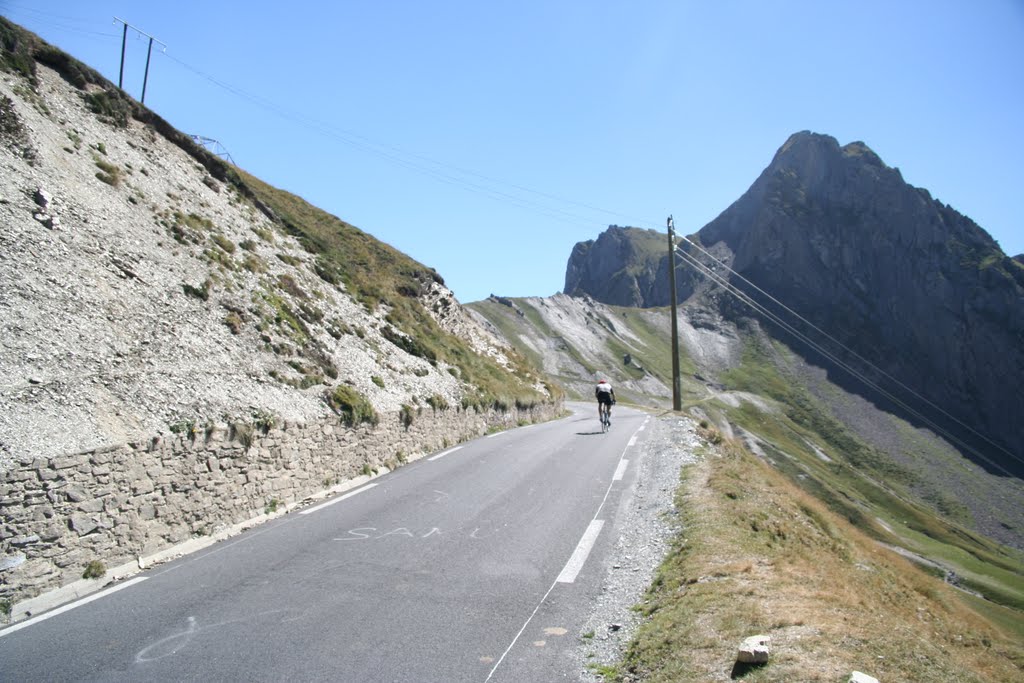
[371,375,385,388]
[251,408,277,433]
[231,422,254,450]
[211,234,236,253]
[84,90,132,127]
[326,385,378,427]
[94,158,121,186]
[224,312,243,334]
[82,560,106,580]
[426,394,449,412]
[399,404,415,430]
[242,254,266,273]
[182,280,211,301]
[169,419,197,437]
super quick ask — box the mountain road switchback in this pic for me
[0,403,700,682]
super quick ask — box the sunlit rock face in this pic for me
[566,131,1024,473]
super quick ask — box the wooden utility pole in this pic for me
[667,215,682,411]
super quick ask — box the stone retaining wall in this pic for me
[0,401,560,615]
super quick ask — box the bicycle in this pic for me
[599,402,611,433]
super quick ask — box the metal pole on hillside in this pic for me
[117,22,127,89]
[667,216,682,411]
[113,18,165,102]
[141,37,154,104]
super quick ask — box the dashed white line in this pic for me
[613,459,629,481]
[427,446,463,461]
[299,483,377,515]
[0,577,149,638]
[628,435,638,447]
[556,519,605,584]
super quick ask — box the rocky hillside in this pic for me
[468,293,740,405]
[564,132,1024,477]
[0,18,551,470]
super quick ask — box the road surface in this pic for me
[1,403,654,682]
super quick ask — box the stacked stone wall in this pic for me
[0,401,560,614]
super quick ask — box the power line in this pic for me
[153,37,1023,472]
[9,9,1012,467]
[675,233,1020,465]
[671,240,1021,477]
[154,52,660,230]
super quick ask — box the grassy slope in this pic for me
[235,171,549,409]
[471,293,1024,678]
[713,336,1024,616]
[621,435,1024,682]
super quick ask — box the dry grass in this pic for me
[621,438,1024,682]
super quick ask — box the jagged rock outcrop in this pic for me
[565,132,1024,474]
[564,226,688,307]
[697,131,1024,474]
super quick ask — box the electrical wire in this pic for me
[156,43,1024,472]
[0,5,120,40]
[155,52,660,230]
[7,7,1015,472]
[675,233,1022,465]
[671,240,1021,477]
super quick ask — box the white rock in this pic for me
[737,634,771,664]
[849,673,879,683]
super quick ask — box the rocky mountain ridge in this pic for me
[564,132,1024,476]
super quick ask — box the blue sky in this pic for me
[3,1,1022,303]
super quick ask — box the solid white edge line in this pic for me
[0,577,149,638]
[556,519,605,584]
[298,483,377,515]
[485,431,506,439]
[427,446,463,462]
[613,459,629,481]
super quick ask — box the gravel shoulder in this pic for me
[570,412,701,681]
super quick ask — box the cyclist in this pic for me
[595,379,615,426]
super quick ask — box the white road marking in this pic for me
[299,483,377,515]
[487,414,649,682]
[0,577,149,638]
[428,446,463,461]
[556,520,605,584]
[627,435,638,447]
[486,431,506,439]
[613,459,629,481]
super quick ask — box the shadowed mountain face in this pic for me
[565,132,1024,475]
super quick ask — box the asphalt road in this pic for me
[0,403,652,682]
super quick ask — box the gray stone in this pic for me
[0,553,27,571]
[10,534,41,546]
[737,635,771,664]
[33,187,51,208]
[69,514,99,536]
[65,487,88,502]
[77,499,104,513]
